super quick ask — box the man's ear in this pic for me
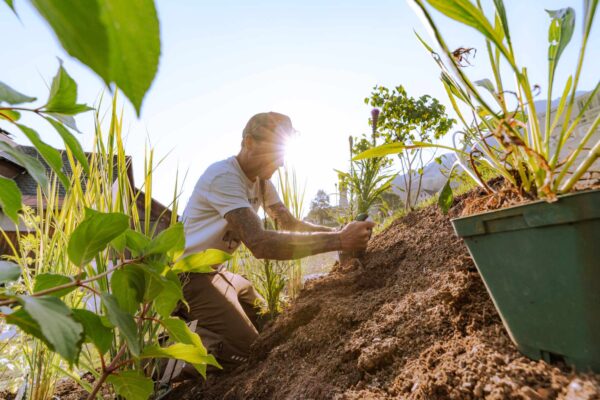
[243,135,255,150]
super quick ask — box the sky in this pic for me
[1,0,598,216]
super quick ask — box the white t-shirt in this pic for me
[181,156,281,257]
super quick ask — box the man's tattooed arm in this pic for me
[224,207,341,260]
[266,202,335,232]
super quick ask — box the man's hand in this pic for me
[339,221,375,252]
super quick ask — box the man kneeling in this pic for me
[179,112,374,371]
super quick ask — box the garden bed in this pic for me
[169,190,600,400]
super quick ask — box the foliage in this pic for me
[307,190,334,225]
[276,166,306,300]
[0,0,161,224]
[28,0,160,115]
[337,134,397,220]
[358,0,600,206]
[365,85,454,209]
[0,97,230,399]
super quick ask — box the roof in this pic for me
[0,144,173,222]
[0,145,131,197]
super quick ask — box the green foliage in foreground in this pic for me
[0,0,161,224]
[357,0,600,208]
[365,85,454,210]
[0,95,232,399]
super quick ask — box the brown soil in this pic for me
[170,189,600,400]
[460,176,600,216]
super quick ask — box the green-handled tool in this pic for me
[338,213,371,264]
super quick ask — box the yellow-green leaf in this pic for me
[67,211,129,266]
[171,249,232,274]
[0,81,36,105]
[107,371,153,400]
[19,296,84,365]
[17,124,70,189]
[0,260,21,283]
[0,177,22,223]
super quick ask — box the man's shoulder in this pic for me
[200,157,240,183]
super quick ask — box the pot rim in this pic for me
[451,187,600,222]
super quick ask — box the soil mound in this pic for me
[175,193,600,400]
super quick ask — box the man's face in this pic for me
[249,135,286,179]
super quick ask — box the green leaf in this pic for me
[101,293,140,357]
[33,273,75,297]
[0,141,49,193]
[171,249,232,274]
[31,0,110,83]
[144,223,184,256]
[0,81,36,105]
[0,261,21,283]
[492,0,511,45]
[546,8,575,67]
[17,124,70,189]
[110,267,145,314]
[438,177,454,214]
[140,343,221,376]
[110,231,127,253]
[160,317,203,348]
[0,177,22,223]
[474,79,495,95]
[19,295,84,364]
[71,309,113,355]
[46,112,81,132]
[5,308,45,343]
[30,0,160,115]
[106,371,153,400]
[0,109,21,121]
[112,229,151,256]
[3,0,15,12]
[153,273,183,317]
[99,0,161,115]
[353,142,466,161]
[43,61,92,115]
[129,262,165,303]
[67,211,129,266]
[125,230,151,256]
[414,30,435,53]
[46,117,90,175]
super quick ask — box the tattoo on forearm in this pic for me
[224,207,340,260]
[266,203,334,233]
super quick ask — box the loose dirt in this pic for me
[171,190,600,400]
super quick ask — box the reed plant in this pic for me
[0,95,229,399]
[276,165,306,299]
[356,0,600,210]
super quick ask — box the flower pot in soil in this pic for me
[451,189,600,372]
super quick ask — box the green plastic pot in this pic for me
[452,189,600,372]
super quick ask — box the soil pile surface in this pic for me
[174,194,600,400]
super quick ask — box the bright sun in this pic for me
[284,133,311,171]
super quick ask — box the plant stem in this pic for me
[0,258,141,307]
[86,345,128,400]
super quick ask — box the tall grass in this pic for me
[0,95,182,398]
[224,165,307,318]
[276,166,306,299]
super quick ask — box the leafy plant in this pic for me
[307,190,334,225]
[0,0,160,225]
[0,97,230,399]
[276,165,306,299]
[365,85,455,210]
[337,133,397,219]
[357,0,600,212]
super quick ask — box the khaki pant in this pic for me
[180,269,265,371]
